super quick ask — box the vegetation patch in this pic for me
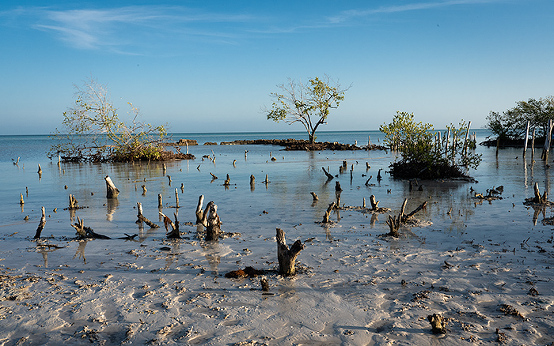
[380,111,481,180]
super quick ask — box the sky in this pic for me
[1,0,553,135]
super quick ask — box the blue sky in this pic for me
[1,0,553,135]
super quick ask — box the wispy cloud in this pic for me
[327,0,502,24]
[4,6,257,53]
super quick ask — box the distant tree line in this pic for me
[486,96,554,141]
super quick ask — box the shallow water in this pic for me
[0,130,552,345]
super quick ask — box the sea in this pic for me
[0,129,549,243]
[0,129,553,344]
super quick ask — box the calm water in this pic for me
[0,129,552,267]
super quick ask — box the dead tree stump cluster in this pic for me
[276,228,304,276]
[205,202,221,241]
[386,198,427,237]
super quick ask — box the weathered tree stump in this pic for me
[310,192,319,201]
[195,195,205,224]
[34,207,46,239]
[19,193,24,205]
[175,188,180,208]
[160,211,180,239]
[335,181,342,206]
[276,228,305,276]
[68,194,78,209]
[533,182,547,204]
[322,202,337,223]
[427,313,447,334]
[224,174,231,186]
[105,175,119,198]
[158,194,163,208]
[369,195,379,211]
[385,198,427,237]
[322,167,334,180]
[71,217,110,239]
[205,202,221,241]
[136,202,159,229]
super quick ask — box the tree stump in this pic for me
[160,211,180,239]
[322,202,336,223]
[310,192,319,201]
[276,228,304,276]
[205,202,221,241]
[34,207,46,239]
[369,195,379,211]
[71,217,110,239]
[195,195,205,224]
[136,202,159,229]
[427,313,447,334]
[322,167,334,180]
[105,175,119,198]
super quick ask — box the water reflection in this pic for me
[106,198,119,221]
[74,240,87,264]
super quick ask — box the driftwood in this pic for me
[322,167,334,180]
[322,202,337,223]
[427,313,447,334]
[71,217,110,239]
[33,207,46,239]
[105,175,119,198]
[310,192,319,201]
[136,202,159,229]
[160,211,180,239]
[276,228,304,276]
[205,202,221,241]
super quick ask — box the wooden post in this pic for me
[105,175,119,198]
[19,193,24,205]
[158,194,163,208]
[496,138,500,158]
[523,121,530,158]
[175,188,179,208]
[276,228,304,276]
[205,202,221,241]
[335,181,342,207]
[34,207,46,239]
[136,202,159,229]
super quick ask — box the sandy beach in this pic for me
[0,136,553,345]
